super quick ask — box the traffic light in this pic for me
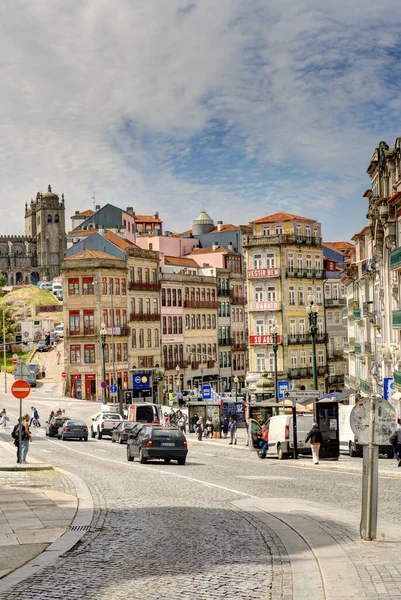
[45,332,51,346]
[124,391,132,404]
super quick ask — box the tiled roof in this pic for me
[67,228,98,236]
[209,224,238,233]
[388,191,401,204]
[134,215,162,223]
[189,246,238,255]
[252,211,317,224]
[64,249,124,262]
[323,241,355,253]
[352,226,369,238]
[164,256,199,267]
[362,189,372,198]
[72,209,95,218]
[103,230,139,250]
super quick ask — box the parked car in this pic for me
[249,414,314,460]
[54,324,64,338]
[57,419,88,441]
[127,425,188,464]
[111,421,140,444]
[37,340,49,352]
[56,290,63,301]
[52,282,62,295]
[24,373,37,388]
[27,362,40,376]
[39,281,53,290]
[91,412,123,439]
[46,416,71,437]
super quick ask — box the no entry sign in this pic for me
[11,379,31,400]
[61,371,67,379]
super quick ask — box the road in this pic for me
[0,391,400,599]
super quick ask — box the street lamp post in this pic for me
[270,319,279,402]
[100,322,107,404]
[234,375,239,403]
[175,364,180,403]
[306,294,319,393]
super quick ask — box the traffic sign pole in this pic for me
[11,379,31,465]
[361,396,379,541]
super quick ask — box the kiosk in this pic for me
[315,399,340,459]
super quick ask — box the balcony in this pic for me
[232,343,247,351]
[325,298,346,306]
[184,300,219,309]
[394,370,401,387]
[68,329,81,337]
[390,247,401,270]
[369,311,381,327]
[287,368,311,379]
[392,310,401,328]
[164,360,188,370]
[243,234,321,248]
[354,308,361,320]
[218,338,233,346]
[316,333,329,344]
[364,341,373,355]
[360,379,371,394]
[217,287,230,297]
[129,313,161,322]
[230,294,247,305]
[344,341,349,353]
[287,333,328,344]
[355,342,362,355]
[128,281,161,291]
[286,269,324,279]
[328,374,344,385]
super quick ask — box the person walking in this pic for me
[257,424,269,458]
[390,419,401,467]
[20,414,32,463]
[228,416,237,445]
[305,423,323,465]
[0,409,8,427]
[56,350,61,365]
[29,406,35,427]
[221,416,229,439]
[33,407,41,427]
[205,416,214,439]
[196,417,203,441]
[41,365,46,379]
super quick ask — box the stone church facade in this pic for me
[0,185,67,285]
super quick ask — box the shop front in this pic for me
[85,374,97,400]
[70,374,82,400]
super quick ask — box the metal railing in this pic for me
[286,269,324,279]
[243,234,322,247]
[183,300,219,308]
[128,281,161,291]
[230,294,247,305]
[218,338,233,346]
[129,313,161,322]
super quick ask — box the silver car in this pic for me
[58,419,88,441]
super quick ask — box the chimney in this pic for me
[217,221,223,232]
[212,243,219,251]
[75,210,80,215]
[228,242,233,251]
[154,211,159,219]
[126,207,134,215]
[95,204,100,211]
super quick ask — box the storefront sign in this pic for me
[247,268,280,278]
[133,373,150,389]
[248,301,280,311]
[249,335,282,345]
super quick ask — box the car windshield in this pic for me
[122,421,134,427]
[102,414,121,420]
[53,418,69,424]
[152,429,183,439]
[67,420,85,426]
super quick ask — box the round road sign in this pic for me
[350,399,397,445]
[110,384,118,394]
[11,379,31,400]
[12,354,19,365]
[100,381,108,389]
[61,372,67,379]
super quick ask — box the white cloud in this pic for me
[0,0,400,240]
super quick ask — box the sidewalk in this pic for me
[234,496,401,600]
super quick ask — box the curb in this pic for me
[0,467,94,593]
[0,465,53,472]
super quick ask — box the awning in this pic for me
[391,391,401,402]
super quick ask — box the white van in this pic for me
[54,324,64,338]
[265,414,314,460]
[52,282,62,295]
[40,281,53,290]
[339,404,394,458]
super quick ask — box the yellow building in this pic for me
[243,212,328,393]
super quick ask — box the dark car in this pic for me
[58,419,88,441]
[46,416,71,437]
[37,340,49,352]
[111,421,139,444]
[127,426,188,465]
[24,373,37,388]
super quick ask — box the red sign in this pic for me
[247,268,280,279]
[326,260,336,271]
[249,335,282,345]
[248,301,280,311]
[11,379,31,399]
[61,372,67,379]
[12,357,18,365]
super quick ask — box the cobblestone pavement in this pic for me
[1,404,401,599]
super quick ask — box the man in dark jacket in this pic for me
[305,423,323,465]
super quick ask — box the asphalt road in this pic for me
[0,392,400,599]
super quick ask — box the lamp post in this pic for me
[175,364,180,397]
[2,308,7,393]
[100,322,107,404]
[234,375,239,403]
[306,294,319,392]
[270,319,279,402]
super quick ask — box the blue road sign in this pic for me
[110,384,118,394]
[384,378,395,401]
[133,374,150,389]
[277,381,290,399]
[202,385,212,400]
[100,381,108,389]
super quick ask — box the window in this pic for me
[173,317,178,334]
[327,311,333,323]
[266,252,275,268]
[316,286,322,305]
[306,255,312,273]
[289,319,296,336]
[84,344,95,364]
[288,253,294,273]
[167,316,172,334]
[296,224,302,240]
[256,353,265,372]
[253,254,262,269]
[211,315,216,329]
[68,278,79,295]
[115,309,121,328]
[145,298,151,314]
[121,278,126,295]
[332,284,339,300]
[334,311,340,324]
[275,224,283,234]
[139,329,144,348]
[267,286,276,301]
[299,319,306,335]
[297,254,303,273]
[298,286,304,306]
[70,345,81,363]
[256,319,264,335]
[116,343,122,361]
[172,289,177,306]
[122,343,128,361]
[83,310,94,334]
[315,255,322,272]
[132,329,136,349]
[162,317,167,335]
[47,214,52,223]
[300,351,306,367]
[102,277,108,295]
[289,286,295,306]
[305,225,311,241]
[69,311,80,334]
[317,317,324,334]
[115,278,120,295]
[263,227,270,236]
[324,283,331,299]
[55,214,59,223]
[154,329,159,347]
[162,288,166,306]
[291,352,297,369]
[167,289,171,306]
[147,329,152,348]
[138,298,143,314]
[318,349,325,366]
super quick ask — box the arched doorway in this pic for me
[30,272,40,285]
[16,272,23,284]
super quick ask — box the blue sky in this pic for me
[1,0,401,240]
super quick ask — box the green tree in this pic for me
[0,304,15,342]
[0,274,6,288]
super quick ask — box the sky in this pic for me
[1,0,401,240]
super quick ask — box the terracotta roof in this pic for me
[352,226,368,239]
[67,228,99,236]
[72,209,95,218]
[64,249,124,262]
[103,230,139,250]
[362,189,372,198]
[209,224,238,233]
[388,191,401,204]
[164,256,198,267]
[323,241,355,253]
[189,246,239,255]
[252,211,317,224]
[134,215,162,223]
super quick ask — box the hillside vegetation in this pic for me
[0,284,60,322]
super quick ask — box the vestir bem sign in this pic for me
[249,335,282,345]
[247,268,280,278]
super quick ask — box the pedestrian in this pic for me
[257,424,269,459]
[305,422,323,465]
[221,416,229,438]
[48,410,55,422]
[164,412,170,427]
[56,350,61,365]
[228,416,237,445]
[245,420,249,446]
[12,415,31,463]
[29,406,35,427]
[168,391,174,407]
[177,390,183,408]
[205,416,214,439]
[0,409,8,427]
[196,418,203,441]
[41,365,46,379]
[390,419,401,467]
[33,407,41,427]
[178,413,187,434]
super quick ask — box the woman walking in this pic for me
[305,423,323,465]
[20,414,32,463]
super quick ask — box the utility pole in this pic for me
[360,396,379,540]
[3,309,7,393]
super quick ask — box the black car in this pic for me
[37,340,49,352]
[57,420,88,441]
[46,416,71,437]
[111,421,139,444]
[127,426,188,465]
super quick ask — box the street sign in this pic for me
[285,390,319,399]
[100,381,108,389]
[61,371,67,379]
[133,374,150,389]
[12,353,19,365]
[383,378,395,401]
[278,381,290,399]
[110,384,118,394]
[350,399,397,444]
[11,379,31,400]
[202,385,212,400]
[12,359,31,378]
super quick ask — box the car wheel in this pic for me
[177,457,186,465]
[57,435,61,439]
[61,434,65,441]
[277,445,284,460]
[118,436,124,445]
[349,442,357,458]
[45,431,49,437]
[97,430,102,440]
[164,458,171,463]
[127,447,134,462]
[91,428,96,439]
[111,436,116,443]
[139,449,147,464]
